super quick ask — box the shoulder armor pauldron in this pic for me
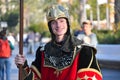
[40,46,44,51]
[82,43,96,48]
[39,43,46,51]
[81,43,97,54]
[77,45,82,49]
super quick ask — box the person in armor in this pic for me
[15,4,103,80]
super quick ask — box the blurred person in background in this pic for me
[26,31,35,54]
[74,28,84,37]
[77,20,98,48]
[15,4,102,80]
[7,32,16,47]
[0,28,14,80]
[34,32,41,47]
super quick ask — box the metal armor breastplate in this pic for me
[44,49,76,70]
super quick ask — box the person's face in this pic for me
[50,18,68,37]
[83,24,92,33]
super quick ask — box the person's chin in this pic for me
[56,33,64,36]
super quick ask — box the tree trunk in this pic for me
[79,0,87,25]
[114,0,120,24]
[114,0,120,31]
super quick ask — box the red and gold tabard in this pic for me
[31,52,79,80]
[30,51,102,80]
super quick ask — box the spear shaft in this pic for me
[19,0,24,80]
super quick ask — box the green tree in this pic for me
[87,0,97,20]
[29,22,50,37]
[87,0,106,20]
[7,12,18,27]
[1,11,19,31]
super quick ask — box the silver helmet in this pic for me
[46,4,70,23]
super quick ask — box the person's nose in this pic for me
[56,21,61,28]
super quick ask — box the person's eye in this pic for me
[60,20,64,22]
[60,19,66,23]
[51,21,56,25]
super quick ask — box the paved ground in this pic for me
[96,44,120,69]
[9,44,120,80]
[101,68,120,80]
[96,44,120,61]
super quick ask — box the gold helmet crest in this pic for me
[46,4,69,22]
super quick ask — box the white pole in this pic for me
[97,0,100,30]
[106,0,109,29]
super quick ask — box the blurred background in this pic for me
[0,0,120,80]
[0,0,120,43]
[0,0,120,44]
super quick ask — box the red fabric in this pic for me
[41,52,79,80]
[77,69,102,80]
[0,39,11,58]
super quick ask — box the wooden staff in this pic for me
[19,0,24,80]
